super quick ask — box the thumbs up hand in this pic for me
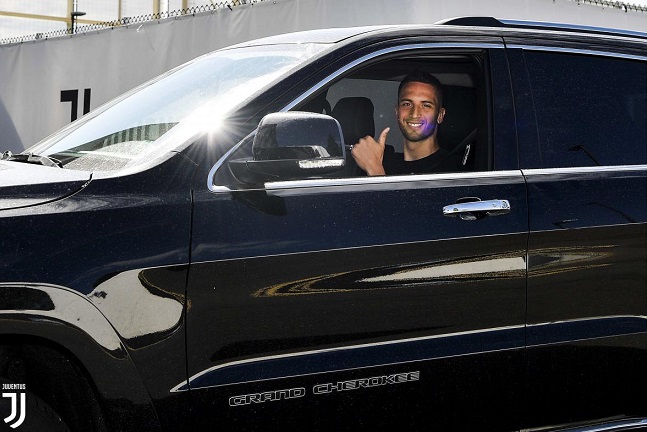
[351,127,390,176]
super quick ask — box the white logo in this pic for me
[2,391,26,429]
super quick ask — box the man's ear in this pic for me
[437,107,446,124]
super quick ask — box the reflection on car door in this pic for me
[184,47,528,431]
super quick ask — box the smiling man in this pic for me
[351,71,462,175]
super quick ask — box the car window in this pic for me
[27,43,329,173]
[215,50,491,187]
[524,51,647,168]
[298,54,485,177]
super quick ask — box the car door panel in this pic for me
[524,172,647,427]
[184,44,527,431]
[507,44,647,429]
[186,173,527,431]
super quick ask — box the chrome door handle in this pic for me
[443,199,511,220]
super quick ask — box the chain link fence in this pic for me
[572,0,647,11]
[2,0,646,45]
[0,0,267,45]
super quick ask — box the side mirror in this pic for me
[229,112,346,183]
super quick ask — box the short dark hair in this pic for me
[398,71,444,107]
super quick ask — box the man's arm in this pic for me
[350,127,390,176]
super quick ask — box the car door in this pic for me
[507,42,647,430]
[185,41,528,431]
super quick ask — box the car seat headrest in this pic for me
[331,97,376,147]
[438,86,477,151]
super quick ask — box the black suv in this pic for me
[1,17,646,432]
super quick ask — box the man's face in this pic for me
[396,81,445,143]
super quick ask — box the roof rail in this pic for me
[437,16,647,39]
[435,17,505,27]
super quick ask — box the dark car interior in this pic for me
[297,52,490,176]
[216,51,490,186]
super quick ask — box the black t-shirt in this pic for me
[382,147,462,175]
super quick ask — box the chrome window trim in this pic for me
[208,41,505,193]
[209,169,524,194]
[266,170,522,190]
[206,131,255,191]
[506,44,647,62]
[522,165,647,178]
[210,161,647,196]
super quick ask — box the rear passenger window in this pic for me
[525,51,647,168]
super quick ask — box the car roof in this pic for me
[229,17,647,48]
[228,26,395,47]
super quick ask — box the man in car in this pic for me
[351,71,461,175]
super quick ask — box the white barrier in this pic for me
[1,0,646,152]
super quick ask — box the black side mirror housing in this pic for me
[229,112,346,183]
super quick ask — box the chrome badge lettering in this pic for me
[229,371,420,407]
[313,371,420,395]
[229,387,305,407]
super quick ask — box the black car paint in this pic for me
[1,153,195,430]
[0,161,91,210]
[0,23,646,432]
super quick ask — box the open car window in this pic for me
[305,53,485,176]
[215,49,491,187]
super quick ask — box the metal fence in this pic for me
[0,0,265,45]
[576,0,647,11]
[1,0,646,45]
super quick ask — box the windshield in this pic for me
[27,43,329,172]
